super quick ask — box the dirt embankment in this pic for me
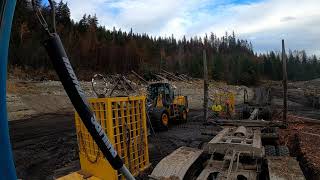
[271,79,320,179]
[279,116,320,179]
[6,80,96,121]
[6,79,254,121]
[269,79,320,119]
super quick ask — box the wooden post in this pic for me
[131,70,148,84]
[160,48,165,73]
[203,49,208,122]
[159,55,162,72]
[282,39,288,124]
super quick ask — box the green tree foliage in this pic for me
[8,1,320,83]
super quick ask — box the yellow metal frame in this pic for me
[173,96,187,107]
[74,96,150,180]
[57,172,102,180]
[211,92,235,115]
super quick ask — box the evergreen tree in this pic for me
[8,0,320,83]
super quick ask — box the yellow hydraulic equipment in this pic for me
[59,96,150,180]
[211,104,222,112]
[173,95,188,107]
[155,94,188,111]
[211,92,235,118]
[154,93,188,110]
[148,82,188,130]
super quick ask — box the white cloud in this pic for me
[65,0,320,55]
[65,0,213,37]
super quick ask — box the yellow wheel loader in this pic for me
[147,82,188,131]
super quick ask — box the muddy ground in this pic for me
[10,109,215,180]
[10,113,78,180]
[6,79,251,179]
[11,109,320,180]
[7,78,320,179]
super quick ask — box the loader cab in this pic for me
[147,82,174,106]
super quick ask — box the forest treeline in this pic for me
[9,0,320,84]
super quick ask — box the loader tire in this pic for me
[277,145,290,156]
[265,145,276,156]
[180,109,188,122]
[151,109,169,131]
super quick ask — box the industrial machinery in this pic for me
[147,82,188,130]
[241,87,272,120]
[58,96,150,180]
[210,92,235,119]
[151,126,305,180]
[0,1,308,180]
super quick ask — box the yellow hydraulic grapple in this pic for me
[58,96,150,180]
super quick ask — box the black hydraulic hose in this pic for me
[43,33,135,179]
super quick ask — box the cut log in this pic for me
[131,70,148,84]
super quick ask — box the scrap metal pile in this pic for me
[151,126,305,180]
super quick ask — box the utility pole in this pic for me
[203,49,208,122]
[160,48,165,72]
[282,39,288,125]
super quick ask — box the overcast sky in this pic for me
[64,0,320,55]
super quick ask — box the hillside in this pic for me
[9,0,320,85]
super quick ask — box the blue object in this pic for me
[0,0,17,179]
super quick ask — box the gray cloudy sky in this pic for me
[65,0,320,55]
